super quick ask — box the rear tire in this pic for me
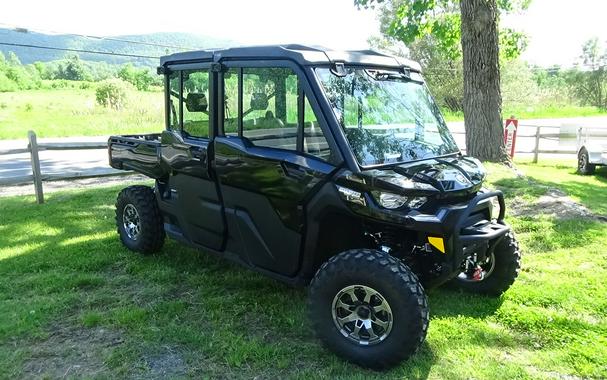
[578,148,596,175]
[115,185,165,254]
[308,249,428,369]
[449,232,521,296]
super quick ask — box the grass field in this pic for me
[1,88,607,139]
[0,163,606,379]
[0,89,163,139]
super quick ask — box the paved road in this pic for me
[1,116,606,187]
[0,136,116,186]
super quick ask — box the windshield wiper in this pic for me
[365,69,423,84]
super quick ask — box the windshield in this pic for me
[316,67,459,166]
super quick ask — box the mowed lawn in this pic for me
[0,163,606,379]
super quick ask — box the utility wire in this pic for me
[0,22,201,51]
[0,42,160,59]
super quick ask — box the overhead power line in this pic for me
[0,42,160,59]
[0,22,201,51]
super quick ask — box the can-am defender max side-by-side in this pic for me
[108,45,521,369]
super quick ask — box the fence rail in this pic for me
[0,131,129,203]
[1,125,605,204]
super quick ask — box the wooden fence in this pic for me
[0,131,131,204]
[1,125,605,204]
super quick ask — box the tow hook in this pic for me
[472,266,483,281]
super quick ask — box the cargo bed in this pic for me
[108,134,167,178]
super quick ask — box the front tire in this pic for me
[578,148,596,175]
[115,185,165,254]
[308,249,428,369]
[450,232,521,296]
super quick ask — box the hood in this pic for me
[361,155,486,196]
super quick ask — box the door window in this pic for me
[168,71,180,131]
[223,68,239,136]
[182,70,210,138]
[303,97,333,162]
[240,67,298,150]
[222,66,337,164]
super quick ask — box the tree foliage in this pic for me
[357,0,530,60]
[118,63,158,91]
[0,52,41,91]
[96,79,129,109]
[566,38,607,109]
[56,55,89,81]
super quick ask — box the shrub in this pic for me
[0,72,17,92]
[96,79,129,109]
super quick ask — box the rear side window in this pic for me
[165,68,210,139]
[182,70,210,138]
[168,71,180,131]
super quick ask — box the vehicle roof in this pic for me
[159,44,422,72]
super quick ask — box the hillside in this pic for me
[0,28,235,66]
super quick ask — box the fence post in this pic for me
[532,126,541,164]
[28,130,44,204]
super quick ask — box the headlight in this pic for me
[373,192,428,210]
[407,196,427,209]
[336,185,366,206]
[377,192,408,209]
[384,177,437,191]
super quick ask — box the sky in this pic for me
[1,0,606,67]
[503,0,607,67]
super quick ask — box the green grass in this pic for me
[0,164,606,378]
[442,105,607,122]
[1,88,607,139]
[0,89,164,139]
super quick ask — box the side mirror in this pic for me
[250,92,268,111]
[185,93,208,112]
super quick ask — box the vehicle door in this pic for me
[160,66,226,250]
[214,63,341,276]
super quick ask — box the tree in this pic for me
[57,55,89,81]
[356,0,530,162]
[1,51,40,90]
[460,0,504,161]
[118,63,156,91]
[566,38,607,109]
[96,79,129,109]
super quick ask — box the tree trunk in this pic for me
[460,0,508,162]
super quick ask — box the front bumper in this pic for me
[453,191,510,264]
[410,191,511,287]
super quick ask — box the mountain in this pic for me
[0,28,236,66]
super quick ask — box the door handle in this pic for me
[281,161,307,179]
[189,146,208,166]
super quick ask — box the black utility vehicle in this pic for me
[109,45,521,369]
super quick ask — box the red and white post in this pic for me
[504,116,518,158]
